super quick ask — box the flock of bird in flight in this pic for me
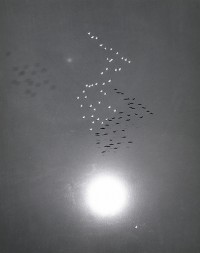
[6,51,56,98]
[76,32,154,155]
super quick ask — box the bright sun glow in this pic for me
[86,174,128,217]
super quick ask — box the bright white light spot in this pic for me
[108,79,111,83]
[95,83,98,86]
[85,174,128,217]
[100,90,103,93]
[97,118,100,120]
[88,32,91,35]
[82,116,85,119]
[121,57,124,60]
[102,82,105,85]
[93,108,96,111]
[104,92,107,95]
[98,101,101,104]
[101,72,104,75]
[85,84,88,87]
[128,60,131,63]
[110,48,113,51]
[115,69,117,72]
[108,106,111,109]
[119,68,121,71]
[91,36,94,39]
[99,44,103,47]
[92,121,95,124]
[84,96,87,99]
[80,104,83,108]
[125,58,127,61]
[77,96,79,99]
[135,225,138,229]
[106,68,108,71]
[114,109,117,112]
[91,115,94,118]
[89,104,93,107]
[101,122,104,124]
[82,90,85,93]
[116,52,119,55]
[66,58,73,63]
[89,128,93,131]
[104,47,107,50]
[95,37,98,39]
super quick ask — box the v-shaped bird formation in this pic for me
[78,32,154,154]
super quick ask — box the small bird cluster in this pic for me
[7,52,56,98]
[76,32,154,154]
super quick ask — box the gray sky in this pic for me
[0,0,200,252]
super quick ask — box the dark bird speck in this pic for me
[31,70,37,75]
[25,89,31,94]
[35,82,41,87]
[50,85,56,90]
[18,70,25,76]
[6,51,11,57]
[30,92,37,97]
[13,66,19,71]
[41,67,47,73]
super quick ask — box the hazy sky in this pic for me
[0,0,200,252]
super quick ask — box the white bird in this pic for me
[108,106,111,109]
[97,118,100,120]
[91,36,94,39]
[119,67,121,71]
[80,104,83,107]
[82,90,85,93]
[84,96,87,99]
[116,52,119,55]
[101,122,104,124]
[85,84,88,87]
[109,59,113,62]
[77,96,80,99]
[89,104,93,107]
[106,67,108,71]
[106,58,109,61]
[102,82,105,85]
[113,109,117,112]
[125,58,127,61]
[108,79,111,82]
[93,108,96,111]
[82,116,85,119]
[95,37,98,39]
[115,69,117,72]
[105,118,108,121]
[128,60,131,63]
[88,32,91,35]
[110,48,113,51]
[104,92,107,95]
[100,90,103,92]
[95,83,98,86]
[101,72,104,75]
[98,101,101,104]
[91,84,94,87]
[104,47,107,50]
[92,121,95,124]
[121,57,124,60]
[89,128,93,131]
[99,44,103,47]
[91,115,94,118]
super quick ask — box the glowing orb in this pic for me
[85,174,128,217]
